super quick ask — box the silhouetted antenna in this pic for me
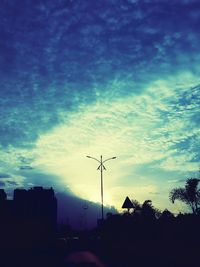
[86,155,116,220]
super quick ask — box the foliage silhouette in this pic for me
[141,200,159,219]
[169,178,200,214]
[160,209,174,220]
[131,199,142,210]
[131,199,161,219]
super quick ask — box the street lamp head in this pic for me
[112,157,117,159]
[86,156,91,158]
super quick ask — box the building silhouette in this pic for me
[0,186,57,249]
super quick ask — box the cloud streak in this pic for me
[0,1,200,215]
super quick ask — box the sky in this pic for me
[0,0,200,221]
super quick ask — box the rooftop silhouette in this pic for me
[0,186,57,250]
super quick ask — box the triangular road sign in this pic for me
[122,196,134,212]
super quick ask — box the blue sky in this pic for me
[0,0,200,216]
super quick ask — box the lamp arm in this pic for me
[86,156,101,164]
[102,157,116,164]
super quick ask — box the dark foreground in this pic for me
[1,214,200,267]
[1,234,199,267]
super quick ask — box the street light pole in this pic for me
[100,155,104,221]
[86,155,116,220]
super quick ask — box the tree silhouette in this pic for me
[169,178,200,214]
[160,209,174,219]
[131,199,160,218]
[141,200,161,219]
[131,199,142,210]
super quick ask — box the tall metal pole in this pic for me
[86,155,116,221]
[100,155,104,220]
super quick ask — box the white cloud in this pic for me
[27,72,199,211]
[1,71,199,212]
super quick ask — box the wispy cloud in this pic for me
[0,1,200,214]
[24,72,198,210]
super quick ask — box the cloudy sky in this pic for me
[0,0,200,216]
